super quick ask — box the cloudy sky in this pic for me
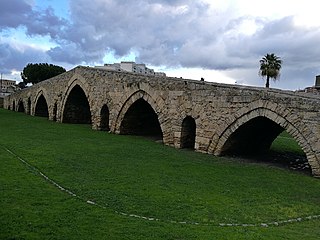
[1,0,320,90]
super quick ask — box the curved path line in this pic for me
[4,146,320,228]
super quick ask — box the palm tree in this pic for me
[259,53,282,88]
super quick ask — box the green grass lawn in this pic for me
[271,130,305,155]
[1,109,320,239]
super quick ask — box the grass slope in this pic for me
[1,109,320,239]
[271,130,305,155]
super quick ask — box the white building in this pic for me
[95,62,166,77]
[0,79,16,93]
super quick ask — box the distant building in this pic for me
[0,79,16,93]
[315,75,320,89]
[296,75,320,95]
[0,79,18,107]
[95,61,166,77]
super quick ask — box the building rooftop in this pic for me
[95,61,166,77]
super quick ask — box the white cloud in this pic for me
[1,0,320,89]
[165,67,236,84]
[1,27,57,51]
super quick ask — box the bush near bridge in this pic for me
[1,109,320,240]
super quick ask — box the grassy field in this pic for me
[1,108,320,239]
[271,131,305,155]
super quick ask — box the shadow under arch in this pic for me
[62,84,91,124]
[33,88,50,116]
[211,107,318,175]
[115,90,163,141]
[60,75,92,124]
[35,94,49,118]
[27,97,31,115]
[220,116,283,155]
[17,99,25,113]
[180,116,196,149]
[100,104,110,131]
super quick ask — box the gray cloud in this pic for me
[48,0,210,64]
[0,0,67,38]
[25,7,69,39]
[0,43,49,74]
[1,0,320,89]
[0,0,31,29]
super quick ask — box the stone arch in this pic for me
[115,90,163,140]
[180,116,196,149]
[61,76,92,124]
[219,116,284,155]
[17,99,25,113]
[100,104,110,131]
[35,94,49,118]
[62,84,91,124]
[33,88,50,116]
[211,107,319,175]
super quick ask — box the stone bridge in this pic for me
[4,66,320,177]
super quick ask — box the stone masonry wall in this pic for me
[4,66,320,176]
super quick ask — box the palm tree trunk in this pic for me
[266,75,270,88]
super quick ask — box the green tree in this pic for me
[259,53,282,88]
[17,82,26,89]
[21,63,66,85]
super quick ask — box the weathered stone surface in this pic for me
[4,66,320,177]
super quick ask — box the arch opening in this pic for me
[120,98,163,141]
[100,104,110,131]
[180,116,196,149]
[27,98,31,115]
[18,101,25,113]
[12,101,15,111]
[63,85,91,124]
[221,116,310,174]
[35,95,49,118]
